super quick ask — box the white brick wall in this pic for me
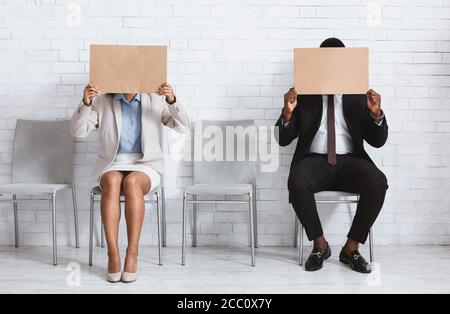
[0,0,449,247]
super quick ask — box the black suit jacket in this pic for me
[275,94,389,167]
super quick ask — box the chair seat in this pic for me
[315,191,359,198]
[0,183,69,195]
[186,184,253,195]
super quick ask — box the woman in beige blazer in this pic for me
[71,83,189,283]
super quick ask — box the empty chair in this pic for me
[0,120,79,266]
[294,191,374,266]
[182,120,258,267]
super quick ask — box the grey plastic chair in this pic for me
[88,185,164,267]
[0,120,79,266]
[182,120,258,267]
[294,191,374,266]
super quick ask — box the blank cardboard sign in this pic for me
[90,45,167,93]
[294,48,369,95]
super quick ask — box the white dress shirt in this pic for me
[310,95,353,154]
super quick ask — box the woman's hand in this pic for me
[158,83,176,105]
[83,84,100,106]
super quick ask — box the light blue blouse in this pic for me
[115,93,142,154]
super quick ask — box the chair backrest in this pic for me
[194,120,256,185]
[12,119,74,185]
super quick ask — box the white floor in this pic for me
[0,245,449,294]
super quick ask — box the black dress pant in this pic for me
[288,154,388,244]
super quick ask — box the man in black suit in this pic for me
[276,38,388,273]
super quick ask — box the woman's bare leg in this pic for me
[100,171,125,273]
[122,172,151,273]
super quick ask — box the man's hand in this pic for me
[367,89,382,118]
[158,83,176,105]
[83,84,100,106]
[283,88,298,123]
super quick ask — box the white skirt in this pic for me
[99,153,161,192]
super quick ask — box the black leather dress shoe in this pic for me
[339,249,372,274]
[305,244,331,272]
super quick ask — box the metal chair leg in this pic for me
[157,192,163,266]
[369,228,374,264]
[161,185,167,247]
[13,195,19,248]
[182,193,187,266]
[192,195,198,247]
[253,186,258,248]
[299,222,304,267]
[294,218,299,248]
[249,193,255,267]
[51,193,57,266]
[100,221,105,248]
[89,192,94,267]
[71,186,80,249]
[96,190,105,248]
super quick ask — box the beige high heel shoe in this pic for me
[107,255,122,283]
[106,272,122,283]
[121,272,138,283]
[122,253,138,283]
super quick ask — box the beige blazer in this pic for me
[70,93,189,184]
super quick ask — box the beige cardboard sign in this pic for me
[90,45,167,93]
[294,48,369,95]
